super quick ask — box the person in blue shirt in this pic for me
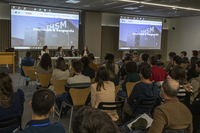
[20,51,35,85]
[14,89,65,133]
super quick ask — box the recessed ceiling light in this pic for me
[135,10,141,12]
[124,7,139,10]
[65,0,80,4]
[84,5,90,7]
[139,5,144,7]
[104,2,118,5]
[120,0,200,11]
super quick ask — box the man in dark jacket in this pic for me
[137,54,150,73]
[180,51,189,63]
[124,65,158,115]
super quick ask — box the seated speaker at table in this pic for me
[41,46,49,56]
[55,47,66,57]
[68,46,77,57]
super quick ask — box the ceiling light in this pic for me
[120,0,200,11]
[65,0,80,4]
[104,2,118,5]
[124,7,139,10]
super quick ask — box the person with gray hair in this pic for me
[147,79,193,133]
[132,51,139,63]
[116,51,131,67]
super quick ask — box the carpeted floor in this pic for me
[2,67,77,133]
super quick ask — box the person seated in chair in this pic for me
[180,51,189,63]
[147,79,193,133]
[137,54,150,73]
[118,55,132,80]
[68,46,77,57]
[0,72,24,133]
[103,53,119,75]
[155,54,165,68]
[14,89,65,133]
[168,55,182,76]
[56,47,66,57]
[165,52,176,72]
[56,60,91,115]
[88,53,98,71]
[123,66,158,117]
[81,56,95,79]
[21,51,35,86]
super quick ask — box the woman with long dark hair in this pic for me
[49,57,69,94]
[91,67,119,121]
[0,72,24,132]
[36,53,53,85]
[56,47,66,57]
[106,60,119,86]
[187,56,199,81]
[41,45,49,56]
[81,45,89,57]
[69,46,77,57]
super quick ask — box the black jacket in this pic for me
[68,51,77,57]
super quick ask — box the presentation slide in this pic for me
[11,6,79,49]
[119,16,162,50]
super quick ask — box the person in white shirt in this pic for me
[41,46,49,56]
[81,46,89,57]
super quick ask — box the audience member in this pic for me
[118,55,132,80]
[180,51,189,63]
[48,57,69,94]
[116,51,131,67]
[68,46,77,57]
[103,53,119,75]
[81,56,95,79]
[124,66,158,116]
[149,56,170,82]
[91,67,119,121]
[41,46,49,56]
[137,54,150,73]
[192,50,198,57]
[102,52,110,65]
[155,54,164,68]
[147,79,192,133]
[198,51,200,60]
[72,106,121,133]
[88,53,98,71]
[132,51,139,63]
[137,53,143,66]
[36,53,53,86]
[56,60,91,115]
[165,52,176,72]
[168,55,182,76]
[14,89,65,133]
[184,84,200,133]
[106,61,120,86]
[21,51,35,86]
[82,45,89,57]
[0,72,24,133]
[171,65,192,102]
[56,47,66,57]
[118,61,141,98]
[187,56,199,81]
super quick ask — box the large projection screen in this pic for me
[119,15,162,50]
[11,5,79,50]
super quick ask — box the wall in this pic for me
[167,16,200,60]
[0,3,10,20]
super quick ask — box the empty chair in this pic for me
[37,73,52,88]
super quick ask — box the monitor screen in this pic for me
[119,16,162,50]
[11,5,79,50]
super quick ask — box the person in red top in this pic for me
[149,56,171,82]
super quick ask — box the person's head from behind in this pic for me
[40,53,52,70]
[106,60,115,76]
[171,65,186,85]
[88,53,95,61]
[30,89,55,118]
[0,72,13,108]
[139,53,143,62]
[169,52,176,59]
[190,56,198,69]
[133,51,138,58]
[72,60,83,74]
[198,51,200,56]
[56,57,68,71]
[180,51,187,58]
[81,57,90,66]
[192,50,198,57]
[155,54,162,60]
[123,51,131,59]
[196,61,200,74]
[149,56,158,66]
[141,54,149,62]
[105,53,114,62]
[140,66,151,80]
[126,61,137,74]
[43,46,48,52]
[173,55,182,66]
[71,46,75,51]
[26,51,31,58]
[95,67,108,91]
[125,55,132,64]
[58,47,62,52]
[72,106,120,133]
[161,79,179,99]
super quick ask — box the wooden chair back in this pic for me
[53,80,67,95]
[162,60,169,66]
[91,78,95,84]
[69,87,91,106]
[70,71,74,77]
[27,69,36,81]
[96,63,101,69]
[126,81,140,98]
[22,66,35,77]
[181,63,188,70]
[115,84,122,98]
[38,73,52,87]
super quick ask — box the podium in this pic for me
[0,52,15,74]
